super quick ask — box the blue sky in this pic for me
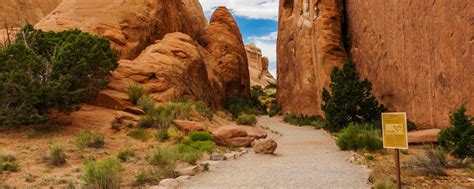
[199,0,278,77]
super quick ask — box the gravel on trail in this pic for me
[180,116,370,189]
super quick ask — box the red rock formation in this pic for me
[277,0,346,116]
[245,44,276,87]
[0,0,62,28]
[345,0,473,129]
[35,0,207,59]
[277,0,473,129]
[202,7,251,98]
[93,32,225,110]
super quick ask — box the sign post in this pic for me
[381,112,408,189]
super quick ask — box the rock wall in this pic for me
[277,0,346,116]
[277,0,473,129]
[202,7,251,98]
[245,44,276,87]
[345,0,473,129]
[35,0,208,60]
[0,0,62,28]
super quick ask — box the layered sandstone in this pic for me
[245,44,276,87]
[277,0,473,129]
[345,0,473,129]
[35,0,207,59]
[202,7,251,98]
[277,0,346,116]
[0,0,62,28]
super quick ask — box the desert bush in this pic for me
[283,115,326,129]
[156,128,170,142]
[268,105,281,117]
[0,153,19,172]
[137,114,158,128]
[75,130,105,149]
[50,144,66,166]
[225,94,262,119]
[373,180,395,189]
[83,157,123,189]
[404,147,447,176]
[0,25,117,126]
[195,101,213,120]
[189,131,213,142]
[127,128,151,141]
[321,59,385,132]
[168,128,184,143]
[117,148,136,162]
[133,170,161,186]
[137,96,155,113]
[147,146,179,167]
[126,83,146,105]
[335,123,383,151]
[189,141,215,153]
[236,113,257,125]
[438,105,473,158]
[176,144,203,165]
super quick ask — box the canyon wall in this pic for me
[245,44,276,87]
[345,0,473,129]
[0,0,62,28]
[277,0,346,116]
[277,0,473,128]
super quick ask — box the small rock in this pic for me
[175,166,199,176]
[468,178,474,182]
[224,153,236,160]
[159,178,179,189]
[210,153,226,161]
[239,147,248,154]
[253,139,277,154]
[176,175,191,182]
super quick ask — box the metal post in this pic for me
[395,149,401,189]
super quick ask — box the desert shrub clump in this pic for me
[321,59,385,132]
[335,123,383,152]
[0,25,118,126]
[283,115,326,129]
[236,113,257,125]
[188,131,213,142]
[156,128,170,142]
[49,144,66,166]
[126,84,146,105]
[404,146,447,176]
[127,128,151,141]
[83,157,123,189]
[225,90,266,120]
[0,153,20,172]
[75,130,105,149]
[117,148,136,162]
[438,105,473,158]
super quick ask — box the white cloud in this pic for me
[199,0,279,20]
[247,32,278,77]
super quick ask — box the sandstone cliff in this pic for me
[277,0,473,128]
[245,44,276,87]
[0,0,62,28]
[345,0,473,129]
[277,0,346,116]
[202,7,251,98]
[35,0,208,60]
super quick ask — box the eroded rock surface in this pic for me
[0,0,62,28]
[35,0,207,59]
[245,44,276,87]
[202,7,250,98]
[277,0,346,116]
[212,125,267,147]
[346,0,473,128]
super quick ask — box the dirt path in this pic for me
[180,116,370,189]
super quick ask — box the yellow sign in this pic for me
[382,112,408,149]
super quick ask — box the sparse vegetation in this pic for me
[0,153,19,172]
[236,113,257,125]
[156,128,170,142]
[373,180,395,189]
[126,83,146,105]
[127,128,151,141]
[189,131,213,142]
[438,105,473,158]
[335,123,383,151]
[283,115,326,129]
[0,25,118,126]
[321,59,385,132]
[117,148,136,162]
[49,144,66,166]
[147,146,180,167]
[137,95,156,113]
[403,146,447,176]
[133,169,162,186]
[83,157,123,189]
[268,105,281,117]
[75,130,105,149]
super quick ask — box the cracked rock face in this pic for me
[277,0,346,116]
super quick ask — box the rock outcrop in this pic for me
[253,139,278,154]
[35,0,208,60]
[202,7,251,98]
[245,44,276,87]
[345,0,473,129]
[212,125,267,147]
[277,0,346,116]
[0,0,62,28]
[93,32,225,110]
[277,0,473,128]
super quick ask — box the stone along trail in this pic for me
[180,116,370,189]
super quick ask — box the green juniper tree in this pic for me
[321,59,384,132]
[438,105,473,158]
[0,25,117,126]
